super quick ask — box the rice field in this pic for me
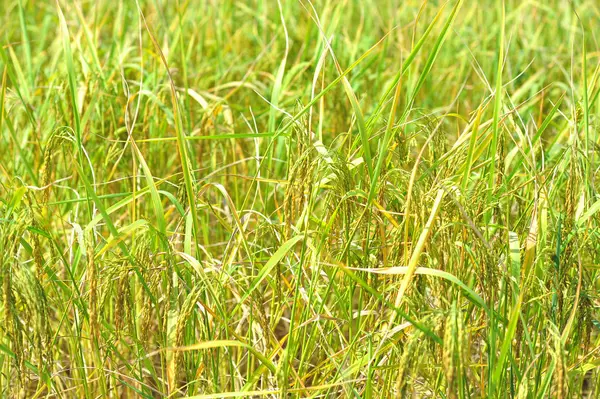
[1,0,599,397]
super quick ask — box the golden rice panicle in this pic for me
[284,107,314,239]
[555,334,567,399]
[443,303,464,399]
[173,287,203,388]
[114,265,131,336]
[395,329,422,395]
[1,212,28,395]
[85,232,99,342]
[39,128,73,204]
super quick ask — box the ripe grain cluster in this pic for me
[0,0,599,397]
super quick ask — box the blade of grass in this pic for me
[485,0,506,226]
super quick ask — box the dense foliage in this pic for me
[1,0,599,397]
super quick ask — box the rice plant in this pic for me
[0,0,599,397]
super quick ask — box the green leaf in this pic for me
[233,235,304,312]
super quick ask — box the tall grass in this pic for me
[1,0,599,397]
